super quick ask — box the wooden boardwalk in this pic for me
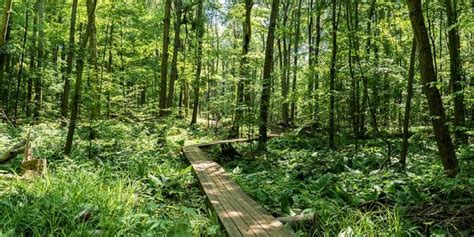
[183,140,294,237]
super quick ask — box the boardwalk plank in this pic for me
[184,147,243,236]
[183,140,294,237]
[193,156,257,236]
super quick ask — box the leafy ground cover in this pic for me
[216,132,474,236]
[0,119,221,236]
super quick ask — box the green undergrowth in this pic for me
[216,132,474,236]
[0,119,221,236]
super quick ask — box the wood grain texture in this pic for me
[183,139,294,237]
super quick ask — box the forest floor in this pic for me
[0,117,473,236]
[0,117,224,236]
[212,132,474,236]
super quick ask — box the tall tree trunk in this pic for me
[65,0,97,155]
[0,0,12,48]
[444,0,467,144]
[167,0,182,110]
[0,0,13,107]
[106,22,114,118]
[307,0,314,118]
[280,0,290,127]
[14,7,29,123]
[61,0,78,120]
[230,0,253,138]
[26,7,37,118]
[313,6,321,127]
[407,0,459,177]
[347,0,357,137]
[159,0,172,116]
[190,0,204,125]
[329,0,338,149]
[359,0,377,137]
[400,38,417,168]
[88,1,99,119]
[258,0,279,149]
[290,0,302,122]
[33,0,45,120]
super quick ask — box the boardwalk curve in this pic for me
[183,139,294,237]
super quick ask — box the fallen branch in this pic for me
[277,213,315,224]
[0,139,26,164]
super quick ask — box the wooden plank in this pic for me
[197,158,270,236]
[211,159,292,236]
[183,148,243,236]
[206,161,292,237]
[183,141,295,237]
[191,147,262,236]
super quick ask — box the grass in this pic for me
[0,119,222,236]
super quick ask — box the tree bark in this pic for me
[167,0,183,110]
[159,0,172,116]
[64,0,98,155]
[190,0,204,125]
[33,0,45,120]
[313,5,321,127]
[0,0,12,107]
[307,0,314,118]
[280,0,290,127]
[0,0,12,48]
[407,0,459,177]
[444,0,467,144]
[230,0,253,138]
[258,0,279,149]
[27,4,38,118]
[358,0,377,137]
[14,8,29,123]
[290,0,302,122]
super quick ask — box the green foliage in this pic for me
[0,120,221,236]
[220,133,474,236]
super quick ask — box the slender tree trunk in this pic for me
[61,0,78,120]
[290,0,302,122]
[313,7,321,127]
[33,0,45,120]
[307,0,314,118]
[159,0,172,116]
[106,22,114,118]
[0,0,12,108]
[89,2,99,119]
[0,0,13,101]
[230,0,253,138]
[65,0,97,155]
[0,0,12,48]
[347,0,357,137]
[444,0,467,144]
[280,1,290,127]
[407,0,459,177]
[359,0,376,137]
[258,0,279,149]
[26,8,37,118]
[400,38,417,168]
[329,0,338,149]
[14,8,29,123]
[167,0,182,110]
[190,0,204,125]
